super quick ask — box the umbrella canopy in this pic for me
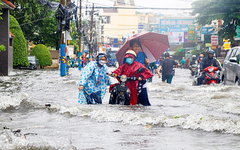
[116,31,170,65]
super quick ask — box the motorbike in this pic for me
[189,64,198,76]
[203,66,220,85]
[193,65,220,86]
[108,68,145,105]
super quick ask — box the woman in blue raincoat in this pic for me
[78,53,111,104]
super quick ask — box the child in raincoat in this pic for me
[78,53,111,104]
[109,50,153,106]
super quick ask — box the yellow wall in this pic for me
[100,6,138,42]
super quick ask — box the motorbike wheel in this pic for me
[191,72,195,76]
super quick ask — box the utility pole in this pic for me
[60,0,66,77]
[89,3,94,57]
[78,0,82,71]
[66,0,71,75]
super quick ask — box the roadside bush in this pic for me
[30,44,52,68]
[10,15,29,67]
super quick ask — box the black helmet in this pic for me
[165,52,170,58]
[208,50,214,55]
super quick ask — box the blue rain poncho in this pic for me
[78,61,111,104]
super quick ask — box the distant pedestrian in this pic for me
[185,57,189,68]
[157,53,179,84]
[181,57,186,69]
[147,61,158,82]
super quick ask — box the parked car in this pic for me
[20,55,39,70]
[221,46,240,85]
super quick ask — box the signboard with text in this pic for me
[224,39,231,50]
[211,35,218,46]
[188,25,195,42]
[159,19,194,43]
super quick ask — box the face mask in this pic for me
[126,58,133,64]
[200,58,203,60]
[99,60,107,66]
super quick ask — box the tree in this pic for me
[30,44,52,68]
[10,0,60,49]
[70,21,79,54]
[191,0,240,43]
[40,11,60,50]
[173,47,184,56]
[10,15,29,67]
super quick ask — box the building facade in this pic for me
[0,0,15,76]
[98,0,138,46]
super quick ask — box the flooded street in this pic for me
[1,67,240,150]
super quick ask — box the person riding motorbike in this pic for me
[189,55,197,67]
[197,50,222,85]
[198,54,204,64]
[189,55,197,76]
[108,50,153,106]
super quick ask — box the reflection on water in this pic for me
[0,68,240,149]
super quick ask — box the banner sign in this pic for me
[188,25,195,42]
[201,27,214,34]
[211,35,218,46]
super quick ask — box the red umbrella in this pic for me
[116,31,170,65]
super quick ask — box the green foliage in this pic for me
[40,11,60,49]
[10,15,29,67]
[70,21,80,54]
[0,45,6,52]
[173,47,184,56]
[10,0,60,48]
[191,0,240,43]
[30,44,52,67]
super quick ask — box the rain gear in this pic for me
[78,61,111,104]
[113,61,153,105]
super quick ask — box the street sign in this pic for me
[138,24,144,30]
[224,39,231,50]
[211,35,218,46]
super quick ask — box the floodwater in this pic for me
[1,67,240,150]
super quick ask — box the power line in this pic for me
[11,15,55,28]
[79,6,193,10]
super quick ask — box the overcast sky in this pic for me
[74,0,196,14]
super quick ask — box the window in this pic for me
[225,49,233,60]
[101,26,104,34]
[101,16,110,24]
[230,48,238,58]
[106,16,110,24]
[226,48,238,60]
[234,48,240,57]
[141,16,145,21]
[9,38,13,47]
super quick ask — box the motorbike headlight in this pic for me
[208,68,213,72]
[120,75,127,82]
